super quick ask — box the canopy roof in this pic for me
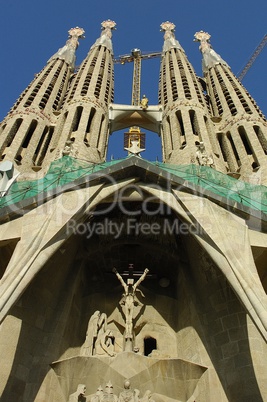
[0,155,267,225]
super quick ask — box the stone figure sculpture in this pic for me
[94,329,115,357]
[141,390,155,402]
[118,380,140,402]
[80,311,107,356]
[91,385,104,402]
[196,142,214,167]
[68,384,86,402]
[112,267,149,340]
[101,381,118,401]
[140,95,149,109]
[62,140,73,156]
[90,380,155,402]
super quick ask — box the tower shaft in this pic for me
[195,30,267,183]
[0,28,84,173]
[159,22,224,171]
[48,20,116,164]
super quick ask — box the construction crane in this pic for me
[237,33,267,81]
[113,49,162,153]
[114,49,162,107]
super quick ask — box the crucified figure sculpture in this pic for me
[113,266,149,341]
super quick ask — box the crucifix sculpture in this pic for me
[113,264,149,351]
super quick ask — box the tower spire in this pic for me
[194,30,229,73]
[158,22,224,170]
[0,27,84,173]
[194,30,267,183]
[47,20,116,164]
[160,21,183,52]
[90,19,116,53]
[49,27,85,70]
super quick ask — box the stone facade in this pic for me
[0,20,266,402]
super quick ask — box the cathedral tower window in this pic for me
[4,118,23,149]
[217,132,239,172]
[72,106,83,132]
[84,108,96,144]
[189,110,199,137]
[238,126,253,155]
[227,131,240,167]
[175,110,186,145]
[254,125,267,154]
[33,126,54,166]
[21,120,38,149]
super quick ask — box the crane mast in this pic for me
[114,49,162,106]
[131,49,142,107]
[114,49,162,153]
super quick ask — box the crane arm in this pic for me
[113,49,161,107]
[113,51,162,64]
[238,34,267,81]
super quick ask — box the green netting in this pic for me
[158,162,267,213]
[0,156,123,209]
[0,156,267,215]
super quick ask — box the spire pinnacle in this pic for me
[91,19,116,53]
[194,30,229,72]
[48,27,85,70]
[160,21,183,52]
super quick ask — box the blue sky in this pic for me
[0,0,266,161]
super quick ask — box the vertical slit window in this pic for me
[85,108,96,135]
[6,118,23,148]
[217,132,238,172]
[176,110,186,146]
[35,126,54,166]
[33,126,49,164]
[217,133,228,162]
[254,125,267,154]
[21,120,38,148]
[96,115,105,149]
[227,132,240,166]
[189,110,199,136]
[238,126,252,155]
[167,116,174,151]
[72,106,83,132]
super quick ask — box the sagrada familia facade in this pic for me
[0,19,266,401]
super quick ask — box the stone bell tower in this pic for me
[49,20,116,164]
[159,22,225,171]
[194,30,267,183]
[0,27,84,173]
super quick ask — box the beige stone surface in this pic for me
[0,178,267,401]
